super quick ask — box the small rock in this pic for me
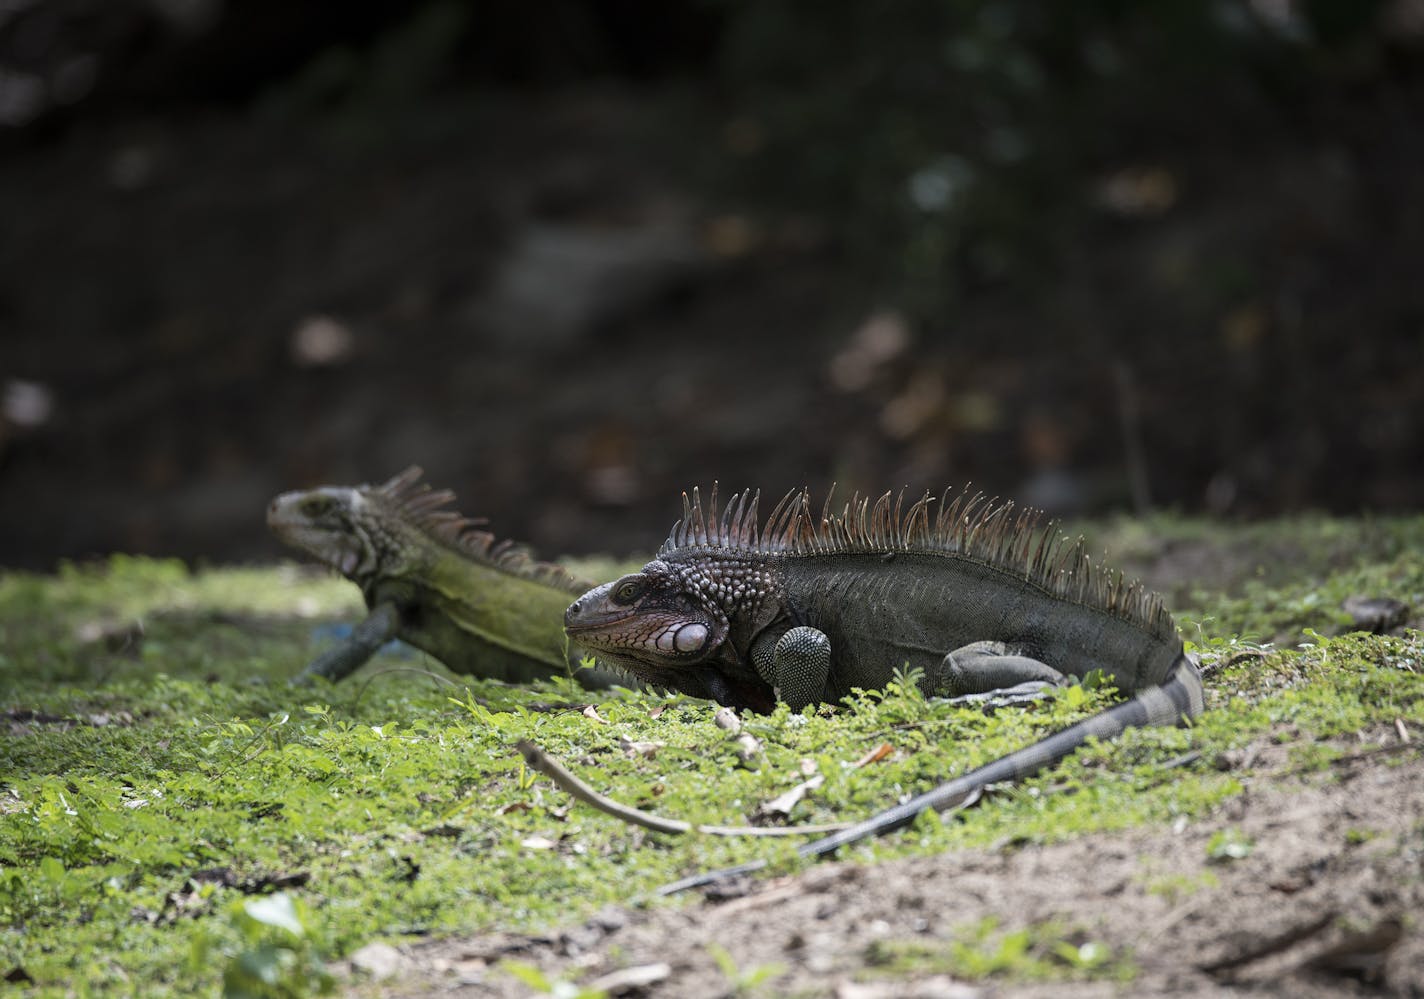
[1342,596,1408,634]
[837,975,981,999]
[349,942,405,981]
[588,905,627,932]
[584,962,672,993]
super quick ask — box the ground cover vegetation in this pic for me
[2,515,1422,995]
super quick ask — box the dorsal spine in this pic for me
[659,485,1176,643]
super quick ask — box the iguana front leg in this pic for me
[300,601,401,682]
[750,625,832,711]
[931,639,1066,697]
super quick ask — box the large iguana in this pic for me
[268,466,629,690]
[562,485,1204,890]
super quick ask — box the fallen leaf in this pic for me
[850,743,894,768]
[520,836,558,850]
[585,962,672,993]
[619,736,665,759]
[757,774,826,819]
[495,802,530,815]
[582,705,608,724]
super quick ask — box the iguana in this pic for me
[562,485,1204,891]
[267,466,630,690]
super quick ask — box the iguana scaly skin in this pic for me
[563,486,1205,890]
[268,467,628,690]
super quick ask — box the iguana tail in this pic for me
[660,654,1204,894]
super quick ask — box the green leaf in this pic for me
[242,893,305,939]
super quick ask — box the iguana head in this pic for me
[564,556,777,711]
[267,484,395,584]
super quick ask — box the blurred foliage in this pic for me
[709,0,1396,313]
[256,2,468,119]
[5,0,1403,310]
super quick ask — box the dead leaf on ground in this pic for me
[582,705,608,724]
[850,743,894,768]
[713,706,741,732]
[619,736,665,758]
[584,962,672,993]
[757,774,826,820]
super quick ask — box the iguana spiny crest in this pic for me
[268,466,585,596]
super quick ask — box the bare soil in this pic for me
[373,732,1423,998]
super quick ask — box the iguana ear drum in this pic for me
[654,623,709,654]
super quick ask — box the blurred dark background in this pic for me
[1,0,1421,569]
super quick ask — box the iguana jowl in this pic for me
[268,467,628,690]
[563,485,1205,890]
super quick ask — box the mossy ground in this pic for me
[2,517,1421,997]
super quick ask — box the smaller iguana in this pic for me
[268,466,630,690]
[563,485,1205,890]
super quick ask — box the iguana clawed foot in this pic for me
[941,680,1057,710]
[294,601,402,684]
[934,639,1067,696]
[751,625,832,711]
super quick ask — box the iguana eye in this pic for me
[299,495,336,518]
[613,579,645,604]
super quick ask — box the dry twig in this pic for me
[515,740,847,837]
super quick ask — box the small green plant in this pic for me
[950,921,1034,978]
[707,941,786,995]
[855,663,929,724]
[1051,939,1114,972]
[866,917,1131,982]
[214,893,333,999]
[499,959,608,999]
[1205,829,1254,863]
[1141,870,1220,905]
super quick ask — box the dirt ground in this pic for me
[364,730,1422,998]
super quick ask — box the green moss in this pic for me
[1139,869,1219,905]
[864,917,1134,983]
[1,515,1421,995]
